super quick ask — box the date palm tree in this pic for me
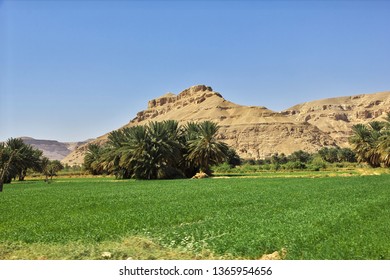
[376,113,390,167]
[0,144,15,192]
[130,121,183,179]
[349,124,380,167]
[186,121,229,175]
[84,144,105,175]
[377,134,390,167]
[349,114,390,167]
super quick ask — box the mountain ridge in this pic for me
[62,85,389,165]
[19,137,92,162]
[58,85,387,166]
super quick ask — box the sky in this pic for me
[1,0,389,142]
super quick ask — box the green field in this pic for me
[1,174,390,260]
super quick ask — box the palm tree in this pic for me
[117,125,148,179]
[126,121,183,179]
[84,144,105,175]
[0,144,16,192]
[377,133,390,167]
[186,121,229,175]
[349,124,380,167]
[376,113,390,167]
[82,120,233,179]
[0,138,43,182]
[349,113,390,167]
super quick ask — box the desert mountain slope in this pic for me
[62,85,337,165]
[21,137,91,161]
[282,91,390,146]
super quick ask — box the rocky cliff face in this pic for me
[126,85,336,159]
[62,85,341,165]
[282,91,390,146]
[62,86,389,165]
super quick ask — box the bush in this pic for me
[212,162,233,173]
[283,161,306,170]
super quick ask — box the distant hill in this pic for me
[282,91,390,146]
[62,85,389,165]
[60,85,389,165]
[20,137,92,161]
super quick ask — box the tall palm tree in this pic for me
[119,125,149,179]
[377,134,390,167]
[349,114,390,168]
[84,144,104,175]
[1,138,43,182]
[349,124,380,167]
[376,113,390,167]
[128,121,183,179]
[186,121,229,175]
[0,144,15,192]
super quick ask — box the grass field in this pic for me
[1,174,389,260]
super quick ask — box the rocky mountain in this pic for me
[282,91,390,146]
[21,137,91,161]
[62,85,389,166]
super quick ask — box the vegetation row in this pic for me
[83,120,231,179]
[1,114,389,189]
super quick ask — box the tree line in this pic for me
[84,116,390,178]
[0,138,63,192]
[84,120,232,179]
[2,113,389,189]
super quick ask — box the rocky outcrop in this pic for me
[62,86,389,165]
[282,91,390,146]
[62,85,339,165]
[135,86,222,123]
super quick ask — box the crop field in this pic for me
[1,174,390,260]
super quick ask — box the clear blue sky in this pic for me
[1,0,389,142]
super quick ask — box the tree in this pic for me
[84,144,105,175]
[0,138,43,189]
[127,121,184,179]
[318,147,356,163]
[0,144,16,192]
[287,150,312,163]
[226,148,242,167]
[41,158,64,182]
[186,121,229,175]
[338,148,356,163]
[83,120,231,179]
[349,114,390,167]
[377,130,390,167]
[349,123,381,167]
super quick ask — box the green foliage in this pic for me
[225,148,242,167]
[318,147,356,163]
[84,120,231,179]
[41,158,64,182]
[287,150,312,163]
[84,144,105,175]
[349,114,390,167]
[270,153,287,165]
[186,121,229,175]
[284,161,306,170]
[0,138,43,190]
[1,176,390,259]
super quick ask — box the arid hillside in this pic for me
[21,137,91,161]
[63,85,390,165]
[282,91,390,146]
[63,86,389,165]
